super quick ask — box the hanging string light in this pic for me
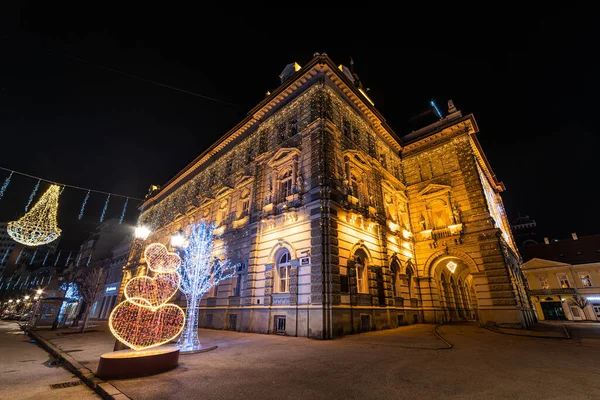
[1,249,9,265]
[86,253,93,267]
[15,248,24,264]
[100,194,110,222]
[43,250,50,266]
[76,252,82,267]
[54,250,62,267]
[119,197,129,224]
[0,171,13,200]
[65,251,72,266]
[7,184,62,246]
[29,249,38,265]
[25,179,41,212]
[78,190,90,220]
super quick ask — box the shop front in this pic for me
[91,282,120,320]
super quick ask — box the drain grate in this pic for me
[50,380,83,390]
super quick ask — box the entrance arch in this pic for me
[427,253,479,322]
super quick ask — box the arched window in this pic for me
[276,251,291,293]
[355,253,368,294]
[390,260,400,297]
[279,169,293,202]
[406,267,414,298]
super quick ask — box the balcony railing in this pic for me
[529,288,576,296]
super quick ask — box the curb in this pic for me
[27,329,131,400]
[482,325,571,340]
[433,324,453,349]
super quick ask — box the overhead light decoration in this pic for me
[177,222,235,352]
[7,184,62,246]
[446,261,457,273]
[109,243,185,351]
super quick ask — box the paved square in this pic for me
[5,321,600,399]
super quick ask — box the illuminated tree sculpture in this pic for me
[109,243,185,351]
[7,184,62,246]
[177,222,235,352]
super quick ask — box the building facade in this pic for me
[521,234,600,321]
[131,54,534,338]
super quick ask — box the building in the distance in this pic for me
[511,214,538,248]
[130,54,534,338]
[521,233,600,321]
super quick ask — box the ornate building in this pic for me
[131,54,534,339]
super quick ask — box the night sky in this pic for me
[1,5,598,250]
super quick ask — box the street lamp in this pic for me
[171,232,186,248]
[135,225,151,240]
[37,289,43,296]
[8,300,13,304]
[24,295,30,301]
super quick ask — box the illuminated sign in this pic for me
[105,286,118,294]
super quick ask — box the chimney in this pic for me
[279,62,301,84]
[544,237,550,245]
[572,232,578,240]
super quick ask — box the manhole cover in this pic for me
[50,380,83,389]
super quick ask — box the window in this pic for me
[350,172,361,201]
[390,261,400,297]
[241,199,250,217]
[288,117,298,136]
[538,276,550,289]
[557,274,570,288]
[277,251,291,293]
[406,267,414,298]
[275,316,286,333]
[234,274,242,296]
[355,255,367,294]
[279,169,293,202]
[580,274,593,287]
[340,274,349,293]
[343,119,351,139]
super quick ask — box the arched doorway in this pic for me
[430,256,478,322]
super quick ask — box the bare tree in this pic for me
[570,295,589,320]
[75,267,105,332]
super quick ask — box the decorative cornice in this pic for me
[141,54,401,209]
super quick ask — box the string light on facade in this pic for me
[78,190,90,220]
[43,250,50,266]
[177,222,235,352]
[0,171,13,200]
[7,184,62,246]
[446,261,457,273]
[100,194,111,223]
[109,242,185,351]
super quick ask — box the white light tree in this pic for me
[177,222,236,352]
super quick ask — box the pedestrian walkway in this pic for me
[0,321,99,400]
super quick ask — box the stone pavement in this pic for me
[28,321,600,400]
[0,321,99,400]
